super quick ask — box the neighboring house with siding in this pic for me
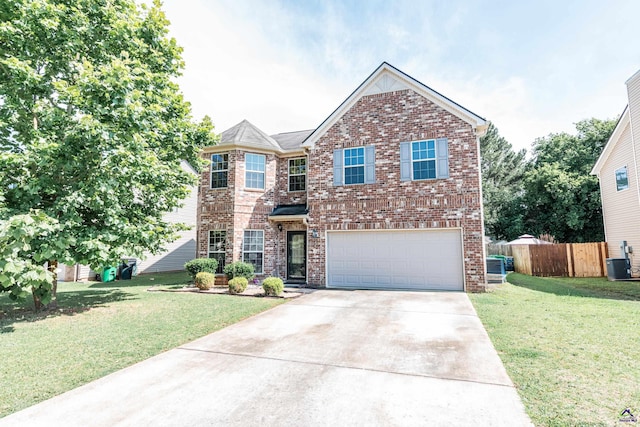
[61,160,198,280]
[198,62,489,292]
[591,69,640,276]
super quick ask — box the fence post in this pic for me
[599,242,608,277]
[566,244,574,277]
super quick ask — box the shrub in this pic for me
[194,272,216,290]
[228,277,248,294]
[223,261,254,280]
[262,277,284,296]
[185,258,218,279]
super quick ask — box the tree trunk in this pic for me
[46,260,59,310]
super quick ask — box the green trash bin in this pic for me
[102,266,117,282]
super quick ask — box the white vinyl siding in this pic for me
[326,229,464,291]
[598,121,640,275]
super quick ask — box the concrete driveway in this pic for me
[1,290,532,426]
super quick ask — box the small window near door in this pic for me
[616,166,629,191]
[243,230,264,274]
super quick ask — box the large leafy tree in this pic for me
[522,118,616,242]
[480,122,527,241]
[0,0,216,309]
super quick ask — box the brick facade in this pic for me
[197,64,487,291]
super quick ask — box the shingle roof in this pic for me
[270,129,314,151]
[269,204,308,216]
[218,119,281,151]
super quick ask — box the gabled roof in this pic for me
[216,119,282,152]
[591,106,629,175]
[302,62,488,148]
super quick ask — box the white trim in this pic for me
[302,63,486,149]
[591,107,629,175]
[242,229,264,274]
[245,153,266,190]
[287,157,307,192]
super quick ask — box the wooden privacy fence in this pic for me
[511,242,608,277]
[486,244,513,257]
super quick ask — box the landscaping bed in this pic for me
[470,273,640,426]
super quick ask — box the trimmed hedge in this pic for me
[194,272,216,290]
[262,277,284,296]
[185,258,218,279]
[228,277,248,294]
[223,261,254,280]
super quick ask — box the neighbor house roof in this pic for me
[302,62,488,148]
[591,106,630,175]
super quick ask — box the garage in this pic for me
[326,229,464,291]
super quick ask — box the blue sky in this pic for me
[161,0,640,152]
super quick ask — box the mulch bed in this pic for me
[147,284,315,299]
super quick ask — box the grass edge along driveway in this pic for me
[0,272,285,418]
[470,273,640,426]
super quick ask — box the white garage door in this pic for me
[326,229,464,291]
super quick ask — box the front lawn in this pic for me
[470,273,640,426]
[0,272,285,418]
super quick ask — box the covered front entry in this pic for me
[287,231,307,283]
[326,229,464,291]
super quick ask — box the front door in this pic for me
[287,231,307,282]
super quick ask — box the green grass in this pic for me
[0,272,285,418]
[470,273,640,426]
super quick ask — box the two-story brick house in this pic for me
[198,62,488,291]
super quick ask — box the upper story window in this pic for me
[208,230,226,274]
[288,158,306,192]
[400,138,449,181]
[245,153,265,189]
[211,153,228,188]
[616,166,629,191]
[412,140,436,180]
[344,147,365,185]
[332,145,375,186]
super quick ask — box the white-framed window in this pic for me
[411,140,437,180]
[210,153,228,188]
[344,147,365,185]
[208,230,226,274]
[400,138,449,181]
[243,230,264,274]
[288,157,306,192]
[616,166,629,191]
[245,153,265,189]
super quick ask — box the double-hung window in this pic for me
[616,166,629,191]
[412,140,437,180]
[245,153,265,189]
[344,147,365,185]
[211,153,228,188]
[208,230,226,274]
[400,138,449,181]
[288,158,306,192]
[243,230,264,274]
